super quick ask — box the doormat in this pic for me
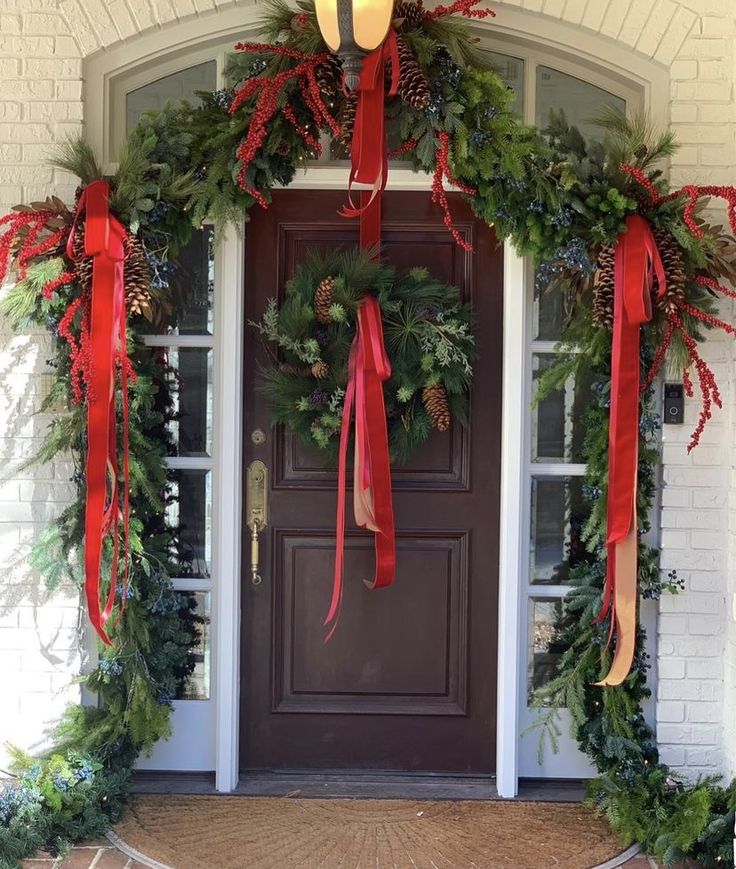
[114,794,629,869]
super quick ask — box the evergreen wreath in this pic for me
[250,248,474,463]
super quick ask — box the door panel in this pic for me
[241,191,502,773]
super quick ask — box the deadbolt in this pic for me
[251,428,267,446]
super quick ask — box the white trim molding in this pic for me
[212,226,245,792]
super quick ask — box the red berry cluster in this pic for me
[695,273,736,299]
[426,0,495,20]
[675,184,736,239]
[432,132,476,252]
[620,164,664,206]
[641,318,675,392]
[388,139,418,159]
[668,307,724,452]
[229,42,338,205]
[0,210,62,285]
[42,270,76,300]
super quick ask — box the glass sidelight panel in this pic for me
[166,348,214,458]
[532,353,593,464]
[527,597,566,701]
[168,470,213,579]
[177,592,212,701]
[530,476,589,585]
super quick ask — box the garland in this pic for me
[251,249,474,463]
[1,1,736,866]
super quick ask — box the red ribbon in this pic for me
[325,35,400,637]
[340,31,400,247]
[68,181,130,647]
[596,215,666,686]
[325,296,395,639]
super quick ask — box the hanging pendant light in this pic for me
[314,0,395,91]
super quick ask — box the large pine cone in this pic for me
[396,36,430,110]
[395,0,425,28]
[592,244,615,330]
[423,383,451,432]
[124,235,152,318]
[653,229,687,316]
[315,53,343,101]
[314,276,335,324]
[337,95,357,147]
[71,230,93,294]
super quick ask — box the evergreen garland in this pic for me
[251,248,474,463]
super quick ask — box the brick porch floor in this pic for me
[20,841,693,869]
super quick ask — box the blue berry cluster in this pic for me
[0,782,40,823]
[99,657,123,677]
[308,389,329,408]
[157,687,175,707]
[535,238,595,290]
[211,87,234,110]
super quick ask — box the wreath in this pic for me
[250,248,474,463]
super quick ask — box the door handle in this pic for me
[246,460,268,586]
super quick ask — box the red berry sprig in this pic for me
[641,318,675,392]
[694,273,736,299]
[42,270,76,300]
[0,210,59,285]
[388,139,418,159]
[229,43,337,205]
[674,184,736,239]
[426,0,495,20]
[432,132,476,252]
[619,164,664,206]
[669,307,724,452]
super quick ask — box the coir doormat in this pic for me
[114,794,630,868]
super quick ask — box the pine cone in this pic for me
[592,244,615,330]
[279,362,313,377]
[311,360,329,379]
[124,235,152,318]
[315,54,343,101]
[423,383,451,432]
[653,229,687,316]
[71,230,93,294]
[338,95,357,147]
[395,0,425,28]
[396,36,430,111]
[314,276,335,324]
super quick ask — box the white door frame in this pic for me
[82,1,670,798]
[211,168,528,796]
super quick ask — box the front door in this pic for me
[241,191,502,773]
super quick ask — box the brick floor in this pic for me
[21,844,150,869]
[20,842,701,869]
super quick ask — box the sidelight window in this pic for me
[126,68,218,702]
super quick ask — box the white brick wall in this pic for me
[1,0,735,781]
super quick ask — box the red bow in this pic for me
[67,180,131,647]
[596,215,666,686]
[325,296,395,640]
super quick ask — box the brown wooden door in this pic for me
[241,191,502,774]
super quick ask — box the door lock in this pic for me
[246,460,269,586]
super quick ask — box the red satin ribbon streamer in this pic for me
[340,31,399,237]
[326,35,400,638]
[325,296,395,639]
[68,181,130,647]
[596,215,666,686]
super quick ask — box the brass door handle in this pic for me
[247,460,268,587]
[250,519,262,586]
